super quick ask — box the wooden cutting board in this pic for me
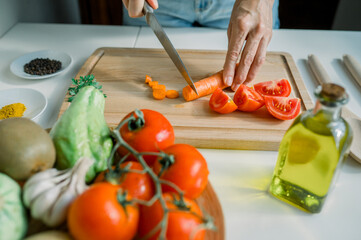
[59,48,313,151]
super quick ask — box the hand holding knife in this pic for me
[142,1,198,95]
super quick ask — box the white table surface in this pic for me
[1,23,361,240]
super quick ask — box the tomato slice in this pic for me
[254,79,292,97]
[209,88,238,114]
[264,96,301,120]
[233,85,264,112]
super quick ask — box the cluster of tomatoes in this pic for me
[67,109,210,240]
[209,79,301,120]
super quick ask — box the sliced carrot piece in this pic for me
[182,70,227,102]
[166,90,179,99]
[153,88,166,100]
[153,84,166,91]
[145,75,152,84]
[149,81,159,88]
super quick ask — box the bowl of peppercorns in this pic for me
[10,50,72,79]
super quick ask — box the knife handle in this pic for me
[143,1,154,14]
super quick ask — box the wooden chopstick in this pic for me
[343,54,361,88]
[307,54,332,85]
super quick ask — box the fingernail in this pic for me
[231,84,240,91]
[225,77,233,86]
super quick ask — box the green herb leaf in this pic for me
[67,75,106,102]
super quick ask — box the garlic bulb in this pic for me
[23,157,94,227]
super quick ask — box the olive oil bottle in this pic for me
[269,83,353,213]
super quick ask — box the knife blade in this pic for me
[143,2,198,95]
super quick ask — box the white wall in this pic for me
[0,0,81,38]
[0,0,21,37]
[333,0,361,30]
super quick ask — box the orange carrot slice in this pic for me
[149,81,159,88]
[152,84,166,91]
[145,75,152,84]
[166,90,179,99]
[182,70,227,102]
[153,88,166,100]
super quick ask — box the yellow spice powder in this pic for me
[0,103,26,120]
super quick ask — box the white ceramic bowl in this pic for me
[10,50,72,79]
[0,88,47,120]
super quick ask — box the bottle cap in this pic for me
[320,83,347,100]
[315,83,349,106]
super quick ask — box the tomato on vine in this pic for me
[95,161,155,201]
[67,182,139,240]
[138,193,206,240]
[153,144,209,199]
[117,109,175,166]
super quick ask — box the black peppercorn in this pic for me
[24,58,62,75]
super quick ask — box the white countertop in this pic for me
[1,23,361,240]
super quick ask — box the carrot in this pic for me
[166,90,179,99]
[145,75,152,84]
[149,81,159,88]
[152,84,166,91]
[182,70,227,102]
[153,88,166,100]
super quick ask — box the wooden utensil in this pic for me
[343,54,361,88]
[307,54,361,163]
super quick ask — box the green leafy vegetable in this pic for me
[67,75,107,102]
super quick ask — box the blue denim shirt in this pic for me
[123,0,280,29]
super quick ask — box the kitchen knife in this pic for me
[143,2,198,95]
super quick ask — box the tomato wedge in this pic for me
[254,79,291,97]
[264,96,301,120]
[209,88,238,114]
[233,85,264,112]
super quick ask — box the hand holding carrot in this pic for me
[223,0,274,91]
[122,0,158,17]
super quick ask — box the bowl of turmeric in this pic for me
[0,88,47,121]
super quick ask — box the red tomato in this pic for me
[95,161,155,201]
[117,109,175,166]
[264,96,301,120]
[254,79,292,97]
[233,84,265,112]
[68,182,139,240]
[138,193,206,240]
[153,144,209,199]
[209,88,238,114]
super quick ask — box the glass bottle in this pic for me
[269,83,353,213]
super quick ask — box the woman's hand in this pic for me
[122,0,159,17]
[223,0,274,91]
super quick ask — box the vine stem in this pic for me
[105,109,215,240]
[108,110,171,240]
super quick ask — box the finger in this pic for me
[146,0,158,9]
[123,0,129,9]
[223,30,247,88]
[128,0,145,17]
[243,37,268,85]
[231,34,262,90]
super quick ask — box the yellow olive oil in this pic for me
[269,83,353,213]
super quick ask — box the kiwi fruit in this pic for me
[0,118,56,181]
